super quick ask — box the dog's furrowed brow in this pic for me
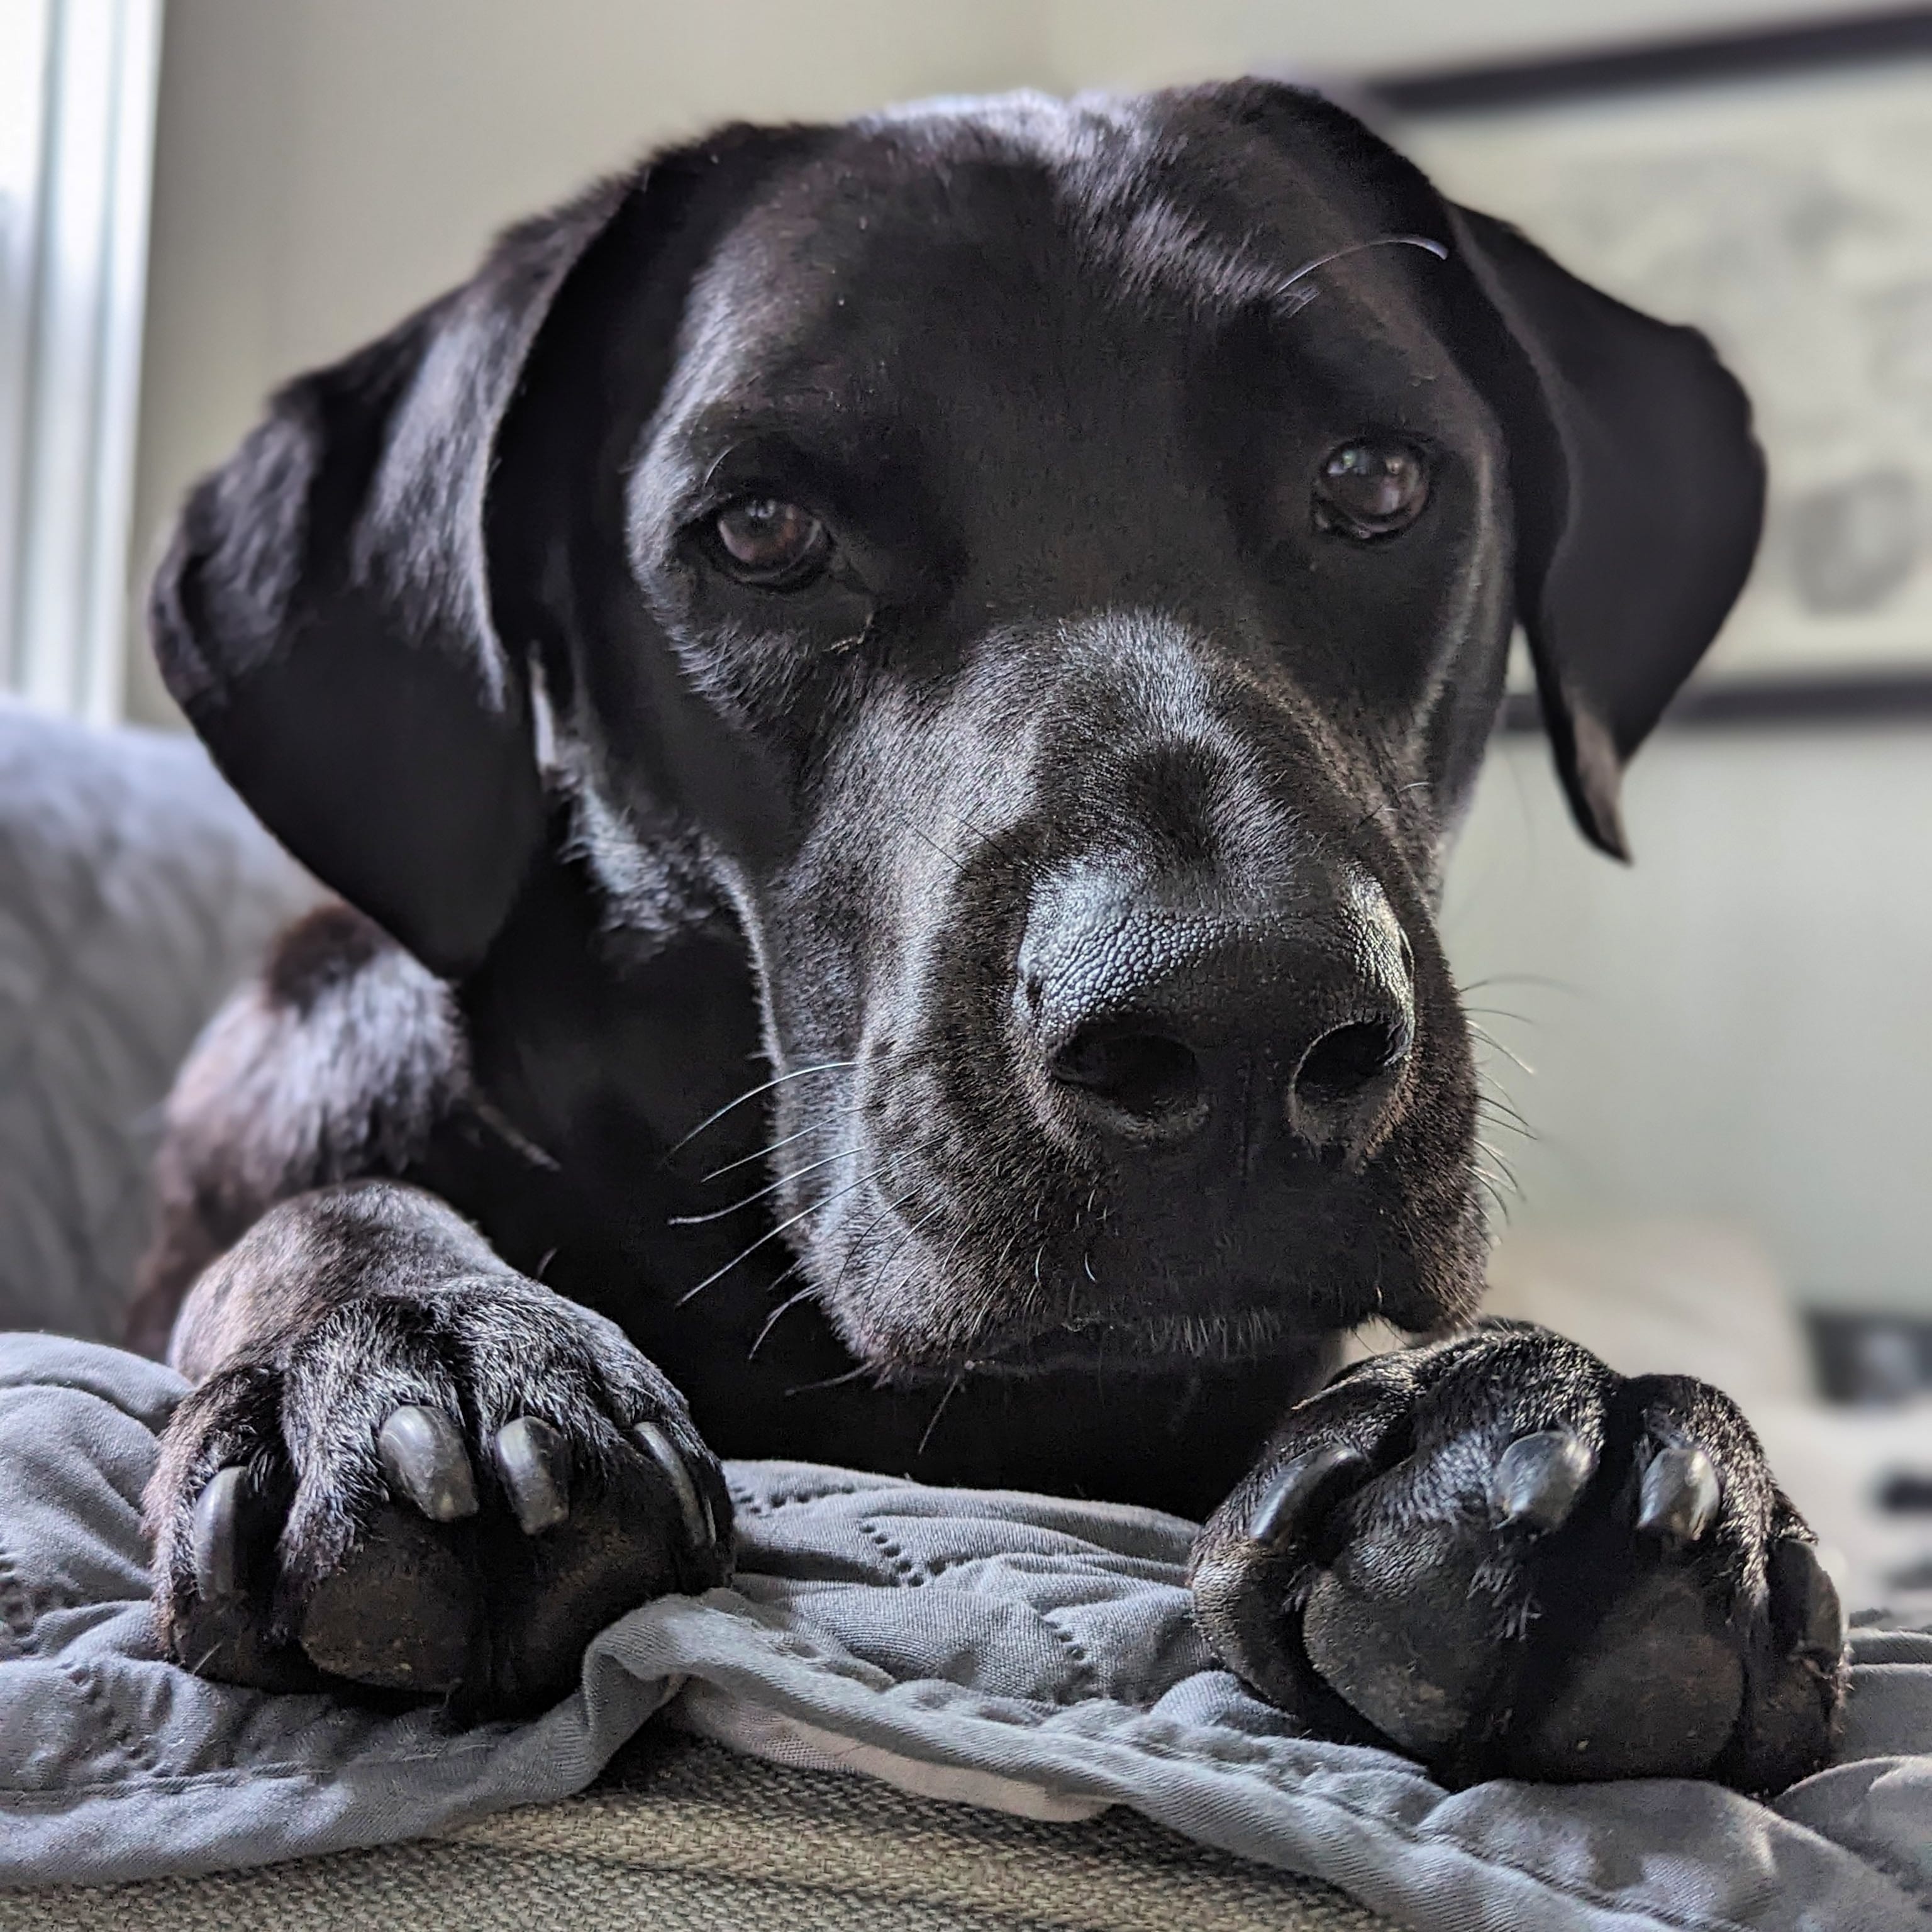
[635,421,874,548]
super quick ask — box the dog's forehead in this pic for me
[664,92,1458,416]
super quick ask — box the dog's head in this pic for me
[152,86,1761,1382]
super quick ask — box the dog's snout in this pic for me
[1017,865,1415,1162]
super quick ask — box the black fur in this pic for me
[133,84,1838,1782]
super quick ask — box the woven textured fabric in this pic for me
[0,1733,1394,1931]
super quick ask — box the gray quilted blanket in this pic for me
[3,1331,1929,1931]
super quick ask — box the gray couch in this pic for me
[0,701,316,1342]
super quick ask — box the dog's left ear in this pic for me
[1448,205,1765,858]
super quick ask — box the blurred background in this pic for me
[2,0,1927,1609]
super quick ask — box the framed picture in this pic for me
[1356,9,1932,727]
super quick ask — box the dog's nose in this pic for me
[1016,867,1414,1162]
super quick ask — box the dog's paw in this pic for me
[1190,1324,1843,1792]
[145,1280,731,1713]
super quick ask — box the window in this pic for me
[0,0,162,721]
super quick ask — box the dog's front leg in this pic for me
[146,1180,730,1711]
[1189,1322,1845,1792]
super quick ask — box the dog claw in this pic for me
[1247,1443,1368,1548]
[492,1416,571,1535]
[1636,1445,1721,1548]
[1489,1430,1595,1533]
[635,1419,711,1549]
[378,1405,479,1523]
[1770,1538,1844,1663]
[191,1465,248,1602]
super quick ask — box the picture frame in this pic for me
[1353,8,1932,730]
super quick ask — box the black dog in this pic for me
[132,82,1843,1790]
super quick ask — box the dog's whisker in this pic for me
[186,1640,229,1678]
[668,1150,847,1226]
[867,1199,952,1322]
[1474,1093,1537,1141]
[902,818,972,875]
[783,1362,875,1398]
[701,1119,823,1184]
[825,1187,921,1305]
[663,1060,858,1159]
[1458,972,1582,999]
[1475,1082,1534,1124]
[748,1279,816,1360]
[710,1130,950,1325]
[1343,777,1433,843]
[697,1084,924,1191]
[1467,1025,1536,1079]
[675,1163,884,1305]
[1475,1140,1522,1194]
[1475,1170,1516,1226]
[917,1371,966,1458]
[938,802,1028,877]
[818,1130,953,1283]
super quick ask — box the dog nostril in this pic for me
[1052,1026,1206,1131]
[1295,1018,1409,1107]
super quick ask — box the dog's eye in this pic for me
[712,497,831,587]
[1313,440,1430,540]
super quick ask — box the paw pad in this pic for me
[1190,1335,1848,1792]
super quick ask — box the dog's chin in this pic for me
[806,1163,1488,1387]
[953,1305,1341,1380]
[826,1293,1401,1387]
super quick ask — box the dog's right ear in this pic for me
[149,179,643,979]
[150,129,813,979]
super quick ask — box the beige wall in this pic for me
[1445,728,1932,1311]
[130,0,1874,723]
[126,0,1928,1311]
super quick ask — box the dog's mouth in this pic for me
[938,1304,1330,1379]
[745,1001,1486,1384]
[789,1139,1457,1387]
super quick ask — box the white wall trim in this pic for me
[1,0,162,723]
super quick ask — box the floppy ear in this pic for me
[148,179,649,977]
[1448,206,1765,859]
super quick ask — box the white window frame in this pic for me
[1,0,162,723]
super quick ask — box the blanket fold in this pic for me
[3,1334,1927,1932]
